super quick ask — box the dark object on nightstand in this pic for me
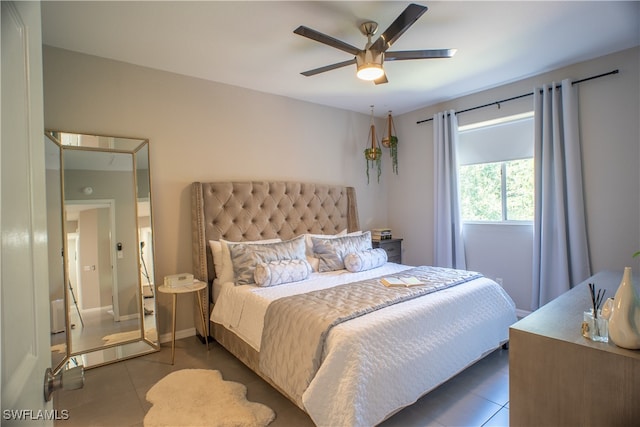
[372,238,402,264]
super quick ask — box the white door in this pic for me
[1,1,52,423]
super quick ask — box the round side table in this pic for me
[157,280,209,364]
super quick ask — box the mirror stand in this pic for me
[45,130,159,372]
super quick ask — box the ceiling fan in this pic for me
[294,3,456,85]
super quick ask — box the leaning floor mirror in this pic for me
[45,130,159,373]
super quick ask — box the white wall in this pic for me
[43,46,390,336]
[391,47,640,312]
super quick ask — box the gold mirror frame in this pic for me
[45,130,159,373]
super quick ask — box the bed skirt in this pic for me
[211,321,303,409]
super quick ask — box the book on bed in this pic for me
[381,276,424,287]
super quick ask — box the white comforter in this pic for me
[211,264,516,427]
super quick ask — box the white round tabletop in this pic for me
[157,280,206,295]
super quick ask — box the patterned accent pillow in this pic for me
[311,231,372,272]
[229,235,306,285]
[209,238,281,284]
[303,230,363,271]
[254,259,312,287]
[344,248,388,273]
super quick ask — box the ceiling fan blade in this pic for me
[374,73,388,85]
[294,26,361,56]
[385,49,457,61]
[370,3,428,53]
[300,58,357,77]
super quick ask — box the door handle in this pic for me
[44,365,84,401]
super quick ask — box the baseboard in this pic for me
[158,327,196,344]
[82,306,110,315]
[516,308,532,319]
[118,313,140,321]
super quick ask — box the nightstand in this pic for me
[158,280,209,364]
[372,238,403,264]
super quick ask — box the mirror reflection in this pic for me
[45,137,67,370]
[45,131,158,371]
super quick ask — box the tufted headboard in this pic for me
[191,181,359,336]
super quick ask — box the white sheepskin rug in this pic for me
[144,369,276,427]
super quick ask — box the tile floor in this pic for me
[51,297,156,355]
[54,337,509,427]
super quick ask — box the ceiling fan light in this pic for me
[357,63,384,81]
[356,50,384,81]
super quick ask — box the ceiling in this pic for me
[41,1,640,116]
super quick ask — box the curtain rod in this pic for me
[416,69,619,124]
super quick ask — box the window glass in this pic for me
[459,162,502,221]
[458,113,534,223]
[505,159,534,221]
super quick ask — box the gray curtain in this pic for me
[433,110,466,269]
[532,79,591,310]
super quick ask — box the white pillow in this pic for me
[209,238,281,284]
[254,259,312,287]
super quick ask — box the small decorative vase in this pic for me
[608,267,640,349]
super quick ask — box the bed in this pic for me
[191,181,516,427]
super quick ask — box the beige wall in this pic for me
[44,43,640,329]
[392,47,640,311]
[43,46,391,337]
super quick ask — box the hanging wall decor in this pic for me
[381,111,398,174]
[364,106,382,184]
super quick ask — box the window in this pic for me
[458,113,534,223]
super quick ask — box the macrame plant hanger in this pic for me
[364,105,382,184]
[381,111,398,174]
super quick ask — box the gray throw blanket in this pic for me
[259,266,482,406]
